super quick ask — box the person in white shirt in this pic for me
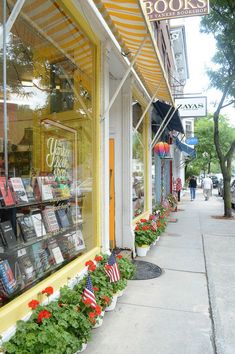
[202,175,213,200]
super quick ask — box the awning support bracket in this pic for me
[100,33,148,122]
[133,82,162,133]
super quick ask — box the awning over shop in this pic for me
[152,101,184,134]
[94,0,173,103]
[174,137,196,158]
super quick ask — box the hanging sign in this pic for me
[175,96,207,117]
[185,137,199,145]
[143,0,210,21]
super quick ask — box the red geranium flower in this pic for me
[149,215,154,220]
[83,298,93,306]
[85,260,94,267]
[88,264,96,272]
[93,286,99,292]
[89,312,96,319]
[135,225,139,231]
[28,299,40,310]
[95,305,102,316]
[37,309,52,323]
[116,255,123,259]
[42,286,54,296]
[102,295,111,304]
[94,255,103,262]
[140,218,147,223]
[157,221,161,227]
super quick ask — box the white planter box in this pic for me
[136,245,150,257]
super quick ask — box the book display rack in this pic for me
[0,176,85,308]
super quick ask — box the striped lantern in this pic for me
[154,142,170,158]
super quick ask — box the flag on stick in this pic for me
[82,273,97,308]
[105,252,120,282]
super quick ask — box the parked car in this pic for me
[210,175,219,188]
[231,179,235,208]
[217,177,235,208]
[218,178,224,197]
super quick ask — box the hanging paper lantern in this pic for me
[154,142,170,158]
[163,142,170,154]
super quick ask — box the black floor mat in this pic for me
[131,260,162,280]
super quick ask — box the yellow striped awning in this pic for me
[94,0,173,103]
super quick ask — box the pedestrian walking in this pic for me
[202,175,213,200]
[188,175,197,201]
[176,177,182,202]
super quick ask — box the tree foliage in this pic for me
[200,0,235,217]
[188,115,235,176]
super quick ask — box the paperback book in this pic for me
[58,233,76,259]
[10,177,28,204]
[17,215,37,242]
[0,259,17,295]
[22,178,36,202]
[30,242,50,274]
[0,221,17,249]
[31,212,47,237]
[37,176,54,201]
[47,239,64,265]
[17,255,35,282]
[42,207,60,233]
[0,177,15,207]
[71,229,85,252]
[56,208,70,229]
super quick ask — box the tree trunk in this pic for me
[223,175,232,217]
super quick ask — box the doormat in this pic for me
[131,260,162,280]
[167,218,178,223]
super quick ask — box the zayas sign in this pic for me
[143,0,209,21]
[175,97,207,117]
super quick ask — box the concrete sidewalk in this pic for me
[86,189,235,354]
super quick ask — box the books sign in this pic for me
[143,0,209,21]
[175,96,207,117]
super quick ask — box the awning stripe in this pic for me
[17,0,94,81]
[94,0,173,103]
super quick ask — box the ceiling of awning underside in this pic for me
[94,0,173,103]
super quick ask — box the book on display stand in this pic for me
[10,177,28,204]
[0,177,15,207]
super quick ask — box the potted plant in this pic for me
[134,226,152,257]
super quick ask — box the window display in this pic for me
[0,0,97,308]
[132,101,146,218]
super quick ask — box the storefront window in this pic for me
[132,101,145,218]
[0,0,97,307]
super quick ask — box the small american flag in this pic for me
[151,220,157,230]
[82,273,97,308]
[105,253,120,282]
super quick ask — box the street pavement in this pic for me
[86,189,235,354]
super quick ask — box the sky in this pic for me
[172,17,235,127]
